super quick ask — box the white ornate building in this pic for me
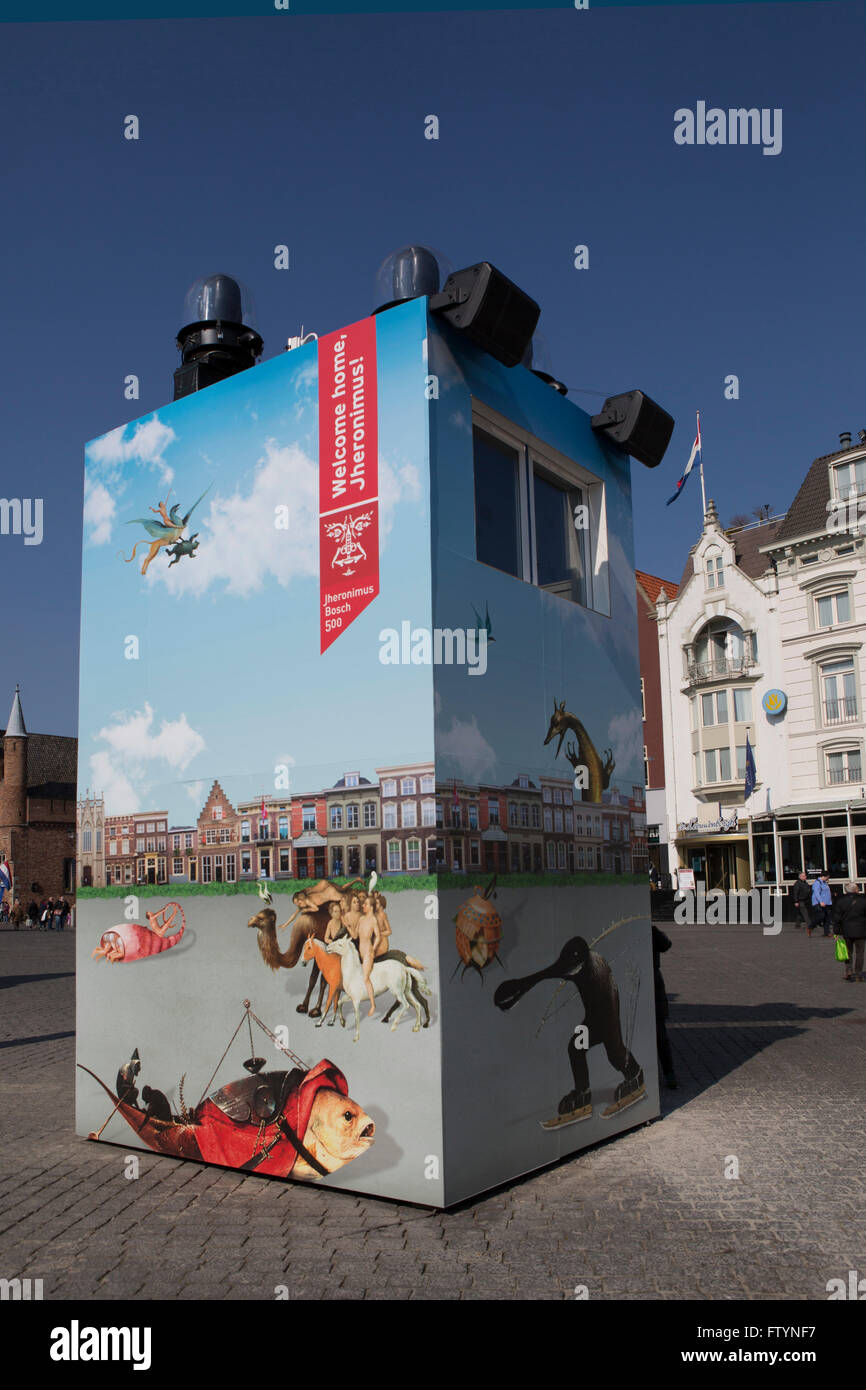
[76,791,105,888]
[656,431,866,893]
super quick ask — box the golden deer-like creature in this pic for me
[543,700,614,803]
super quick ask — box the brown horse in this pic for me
[302,936,344,1026]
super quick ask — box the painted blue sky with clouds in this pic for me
[78,299,433,822]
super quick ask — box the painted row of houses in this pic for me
[641,428,866,893]
[77,765,648,889]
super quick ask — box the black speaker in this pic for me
[173,356,250,400]
[431,262,540,368]
[590,391,674,469]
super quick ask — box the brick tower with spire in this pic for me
[0,685,77,900]
[0,685,27,831]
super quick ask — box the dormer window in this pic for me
[833,455,866,502]
[706,551,724,589]
[344,772,359,788]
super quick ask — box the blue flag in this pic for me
[744,735,757,800]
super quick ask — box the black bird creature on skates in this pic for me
[494,935,646,1129]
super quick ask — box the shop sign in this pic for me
[677,813,739,835]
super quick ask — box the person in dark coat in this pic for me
[792,871,812,929]
[652,924,677,1088]
[830,881,866,982]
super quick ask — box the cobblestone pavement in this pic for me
[1,922,864,1301]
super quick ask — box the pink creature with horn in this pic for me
[92,901,186,964]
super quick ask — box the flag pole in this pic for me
[697,410,707,519]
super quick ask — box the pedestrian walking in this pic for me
[10,898,23,930]
[652,924,678,1088]
[27,899,38,929]
[830,881,866,982]
[58,897,69,930]
[52,900,63,932]
[792,871,812,929]
[810,872,832,938]
[39,899,52,931]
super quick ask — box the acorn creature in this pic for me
[454,876,503,980]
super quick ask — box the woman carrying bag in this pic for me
[830,881,866,982]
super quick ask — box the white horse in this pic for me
[326,937,430,1042]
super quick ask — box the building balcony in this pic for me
[823,697,859,726]
[686,657,754,686]
[690,778,753,798]
[827,766,863,785]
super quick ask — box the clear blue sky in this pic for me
[3,1,864,736]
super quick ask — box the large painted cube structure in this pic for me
[76,295,659,1206]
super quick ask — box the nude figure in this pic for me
[341,892,362,941]
[371,892,424,969]
[357,898,381,1017]
[372,891,393,957]
[325,900,344,943]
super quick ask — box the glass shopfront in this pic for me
[674,835,750,890]
[749,808,866,886]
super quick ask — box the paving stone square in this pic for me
[1,921,863,1300]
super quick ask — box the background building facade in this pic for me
[657,431,866,894]
[1,686,76,900]
[636,570,679,875]
[657,499,785,890]
[76,792,105,888]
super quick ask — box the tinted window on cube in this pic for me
[473,427,521,578]
[534,471,586,606]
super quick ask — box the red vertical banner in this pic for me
[318,317,379,653]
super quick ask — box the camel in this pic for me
[325,937,430,1042]
[544,700,614,803]
[247,878,366,1016]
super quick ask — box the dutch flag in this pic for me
[666,414,702,506]
[0,862,11,894]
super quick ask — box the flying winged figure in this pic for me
[471,601,495,644]
[121,486,211,576]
